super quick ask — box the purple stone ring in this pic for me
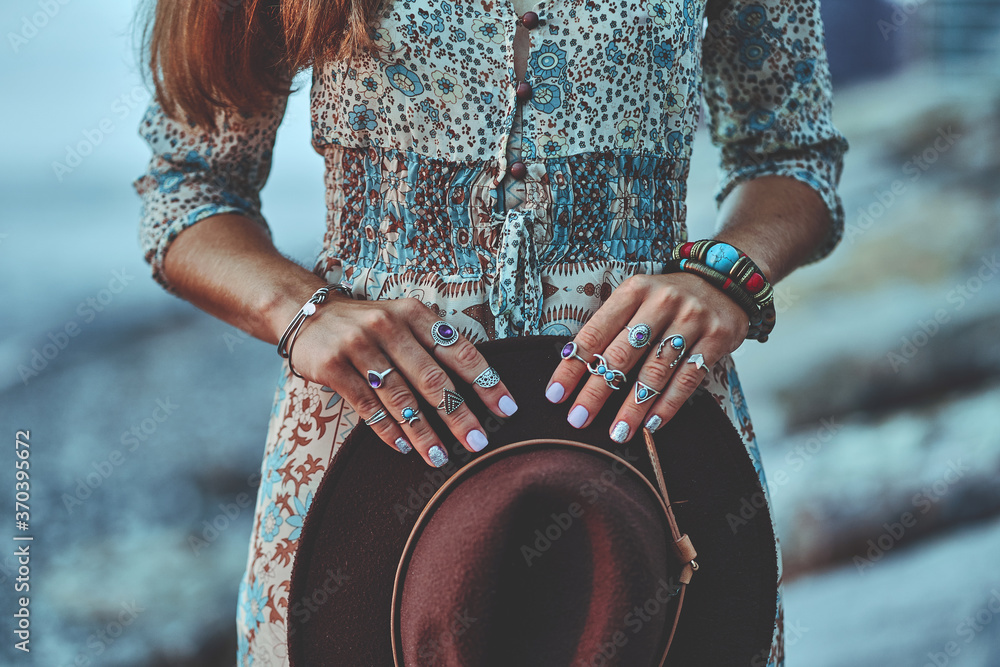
[625,323,652,348]
[366,367,395,389]
[431,321,460,347]
[560,341,588,364]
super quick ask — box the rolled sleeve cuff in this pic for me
[715,138,848,266]
[133,174,271,293]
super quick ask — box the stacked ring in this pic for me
[398,406,421,425]
[624,323,652,348]
[431,321,460,347]
[656,333,687,369]
[587,354,627,390]
[560,341,589,365]
[634,381,660,405]
[473,367,501,388]
[436,388,465,415]
[364,409,388,425]
[366,367,394,389]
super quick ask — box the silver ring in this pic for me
[366,367,394,389]
[398,406,421,425]
[625,323,652,348]
[656,334,687,368]
[633,381,660,405]
[560,341,589,364]
[473,366,500,388]
[431,321,459,347]
[587,354,627,390]
[687,353,708,371]
[364,409,388,425]
[436,388,465,415]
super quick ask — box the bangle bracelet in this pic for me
[672,241,774,309]
[278,283,353,379]
[664,253,776,343]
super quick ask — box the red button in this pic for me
[521,11,540,29]
[516,81,532,101]
[509,161,527,180]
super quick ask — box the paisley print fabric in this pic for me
[133,1,847,664]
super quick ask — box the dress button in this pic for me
[516,81,532,101]
[521,11,540,29]
[508,161,527,180]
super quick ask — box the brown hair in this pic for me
[138,0,385,130]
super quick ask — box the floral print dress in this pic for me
[133,1,847,664]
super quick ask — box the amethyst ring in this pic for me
[560,341,588,365]
[366,367,395,389]
[431,321,459,347]
[625,323,652,348]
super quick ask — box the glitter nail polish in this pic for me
[645,415,662,433]
[427,445,448,467]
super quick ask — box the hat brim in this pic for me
[287,336,777,665]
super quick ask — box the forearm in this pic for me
[711,175,834,284]
[161,214,328,345]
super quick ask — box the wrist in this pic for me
[260,273,330,345]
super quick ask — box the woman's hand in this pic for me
[544,272,749,442]
[291,296,519,467]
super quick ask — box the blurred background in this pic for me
[2,0,999,664]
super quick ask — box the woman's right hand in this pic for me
[289,293,519,467]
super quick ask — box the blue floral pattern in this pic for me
[134,2,848,665]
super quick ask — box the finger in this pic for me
[543,277,647,404]
[388,341,494,455]
[564,310,674,432]
[352,349,451,468]
[642,342,723,433]
[604,330,692,443]
[334,362,414,456]
[400,299,518,417]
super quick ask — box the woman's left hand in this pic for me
[544,271,750,442]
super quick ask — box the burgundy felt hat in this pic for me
[287,336,778,666]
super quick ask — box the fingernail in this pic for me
[545,382,565,403]
[467,429,489,452]
[568,404,589,429]
[427,445,448,467]
[498,395,518,416]
[611,420,630,443]
[645,415,662,433]
[395,437,412,454]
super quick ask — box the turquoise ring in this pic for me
[586,354,627,390]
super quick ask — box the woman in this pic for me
[134,0,847,664]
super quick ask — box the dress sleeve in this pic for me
[702,0,849,265]
[132,93,289,291]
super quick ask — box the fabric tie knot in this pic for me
[488,209,542,338]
